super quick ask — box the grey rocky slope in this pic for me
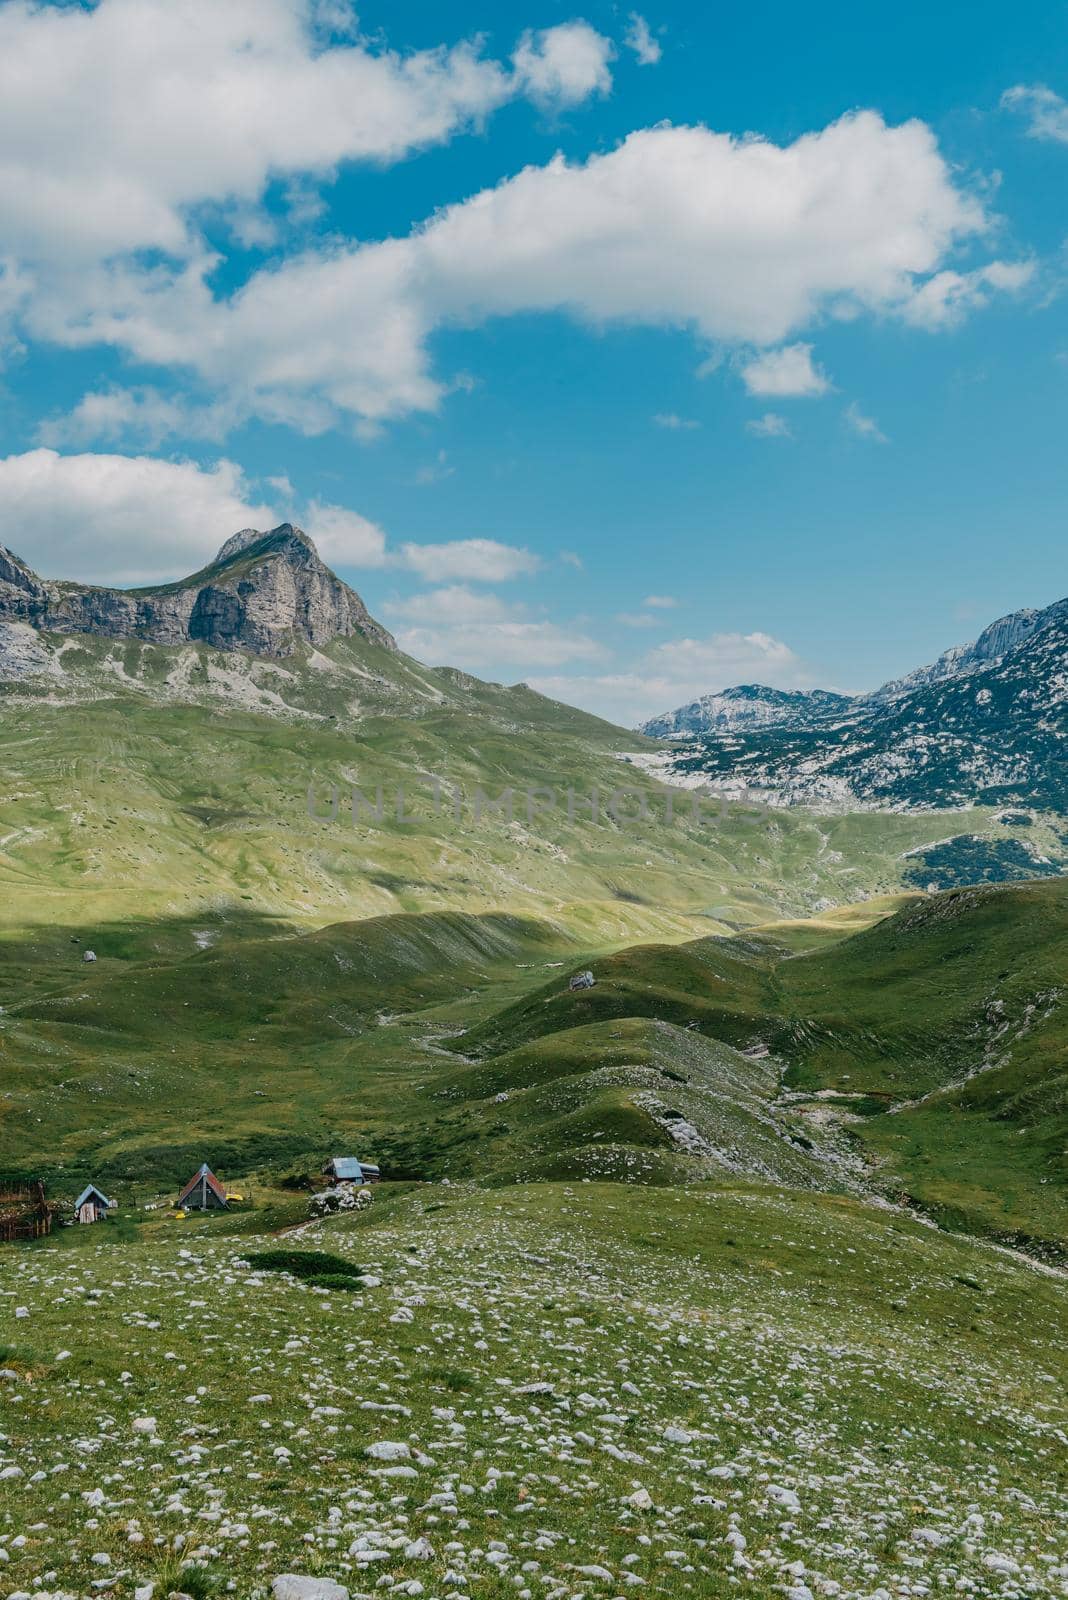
[640,594,1068,813]
[641,684,852,738]
[869,601,1051,703]
[0,523,394,657]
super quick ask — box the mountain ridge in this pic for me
[0,522,394,657]
[639,592,1068,812]
[640,684,853,739]
[641,596,1064,738]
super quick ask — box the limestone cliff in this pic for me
[0,524,395,657]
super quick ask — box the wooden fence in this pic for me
[0,1180,56,1243]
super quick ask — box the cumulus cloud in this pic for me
[383,585,517,624]
[0,448,276,583]
[0,447,540,592]
[1001,84,1068,144]
[36,386,238,449]
[386,584,603,670]
[0,0,611,271]
[615,611,659,628]
[384,584,605,675]
[24,111,1018,436]
[400,619,603,670]
[901,260,1034,330]
[642,594,678,608]
[530,629,813,725]
[512,21,614,106]
[399,538,541,582]
[304,502,389,567]
[624,13,662,66]
[746,412,792,438]
[739,343,830,397]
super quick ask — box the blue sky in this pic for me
[0,0,1066,725]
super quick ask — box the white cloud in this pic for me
[304,502,389,568]
[385,582,603,670]
[0,446,550,589]
[624,13,662,66]
[36,386,237,449]
[652,412,699,429]
[0,0,611,273]
[746,412,793,438]
[512,22,614,106]
[26,111,1012,434]
[642,594,678,608]
[901,259,1034,330]
[399,538,541,582]
[1001,84,1068,144]
[0,448,276,583]
[383,585,516,624]
[843,401,888,443]
[616,611,659,628]
[650,629,803,680]
[530,628,812,725]
[414,449,455,485]
[739,343,830,397]
[395,608,603,670]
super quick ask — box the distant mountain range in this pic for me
[639,595,1068,812]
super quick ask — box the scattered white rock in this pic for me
[366,1440,411,1460]
[272,1578,350,1600]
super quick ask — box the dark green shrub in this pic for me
[247,1248,363,1279]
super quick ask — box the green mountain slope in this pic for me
[450,878,1068,1256]
[2,531,1065,1271]
[1,630,1028,941]
[406,1017,839,1188]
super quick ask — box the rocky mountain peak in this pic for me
[213,522,314,566]
[0,523,395,658]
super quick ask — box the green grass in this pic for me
[441,879,1068,1254]
[0,633,1044,942]
[0,1181,1064,1599]
[1,879,1065,1257]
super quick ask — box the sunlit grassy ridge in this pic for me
[0,1182,1065,1599]
[451,878,1068,1257]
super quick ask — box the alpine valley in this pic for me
[1,528,1066,1600]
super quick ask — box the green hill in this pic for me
[3,875,1064,1259]
[448,878,1068,1256]
[0,626,1050,941]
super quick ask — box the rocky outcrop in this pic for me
[641,595,1068,813]
[0,524,395,657]
[869,603,1048,703]
[640,685,853,739]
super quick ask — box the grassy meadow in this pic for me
[0,1182,1066,1600]
[1,642,1067,1599]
